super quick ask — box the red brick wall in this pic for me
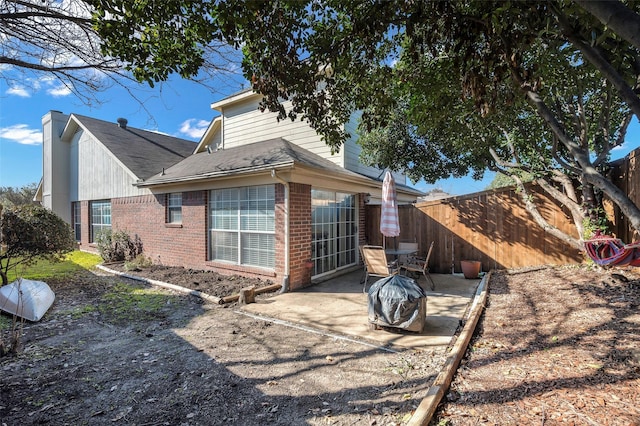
[78,200,90,250]
[358,193,367,247]
[111,192,207,267]
[77,184,317,289]
[77,187,300,285]
[288,182,312,290]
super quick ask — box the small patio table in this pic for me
[384,248,418,267]
[384,248,418,256]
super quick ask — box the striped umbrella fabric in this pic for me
[380,170,400,238]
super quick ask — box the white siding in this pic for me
[216,95,408,186]
[221,97,346,168]
[342,112,407,185]
[72,131,150,200]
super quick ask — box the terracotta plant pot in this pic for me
[460,260,481,279]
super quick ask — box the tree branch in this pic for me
[512,175,583,250]
[573,0,640,50]
[552,5,640,119]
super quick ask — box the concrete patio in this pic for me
[239,270,482,352]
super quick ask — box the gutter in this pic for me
[271,169,290,293]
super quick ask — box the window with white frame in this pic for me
[209,185,275,268]
[72,202,81,241]
[90,200,111,242]
[311,190,357,276]
[166,193,182,223]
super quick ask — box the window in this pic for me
[167,193,182,223]
[72,202,81,241]
[209,185,275,268]
[90,200,111,242]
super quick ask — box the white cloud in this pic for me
[0,124,42,146]
[6,85,30,97]
[179,119,209,139]
[4,75,73,99]
[47,85,72,97]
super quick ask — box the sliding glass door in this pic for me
[311,190,357,276]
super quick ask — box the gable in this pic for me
[66,114,196,181]
[212,91,344,167]
[210,90,407,185]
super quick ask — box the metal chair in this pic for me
[359,245,399,293]
[400,241,435,291]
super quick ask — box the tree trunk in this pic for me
[582,165,640,235]
[536,177,586,239]
[513,177,583,250]
[513,73,640,236]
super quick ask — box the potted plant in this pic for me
[460,260,481,279]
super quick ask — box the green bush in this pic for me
[124,254,154,271]
[0,205,76,285]
[95,229,143,263]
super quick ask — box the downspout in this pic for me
[271,169,290,293]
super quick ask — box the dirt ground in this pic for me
[431,265,640,426]
[1,263,638,425]
[0,264,447,425]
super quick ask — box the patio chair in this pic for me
[360,245,399,293]
[400,241,435,291]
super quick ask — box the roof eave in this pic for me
[135,162,295,188]
[210,89,260,111]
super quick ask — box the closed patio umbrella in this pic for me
[380,170,400,246]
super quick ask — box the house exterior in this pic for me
[38,90,422,290]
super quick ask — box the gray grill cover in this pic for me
[367,275,426,329]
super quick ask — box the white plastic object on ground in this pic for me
[0,278,55,321]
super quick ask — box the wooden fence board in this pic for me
[365,185,584,273]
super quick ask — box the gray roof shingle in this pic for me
[141,138,366,185]
[72,114,197,180]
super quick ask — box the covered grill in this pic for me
[367,274,427,332]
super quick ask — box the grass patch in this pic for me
[98,283,170,323]
[58,304,98,320]
[0,314,13,331]
[5,251,102,283]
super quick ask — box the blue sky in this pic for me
[1,69,638,196]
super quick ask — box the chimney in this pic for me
[117,117,128,129]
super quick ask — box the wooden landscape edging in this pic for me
[407,271,490,426]
[98,264,282,305]
[96,264,223,304]
[220,283,282,304]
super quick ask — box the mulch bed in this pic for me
[431,265,640,425]
[102,262,278,303]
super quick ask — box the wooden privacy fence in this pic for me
[365,186,584,274]
[609,148,640,243]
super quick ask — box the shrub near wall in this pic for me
[111,192,207,269]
